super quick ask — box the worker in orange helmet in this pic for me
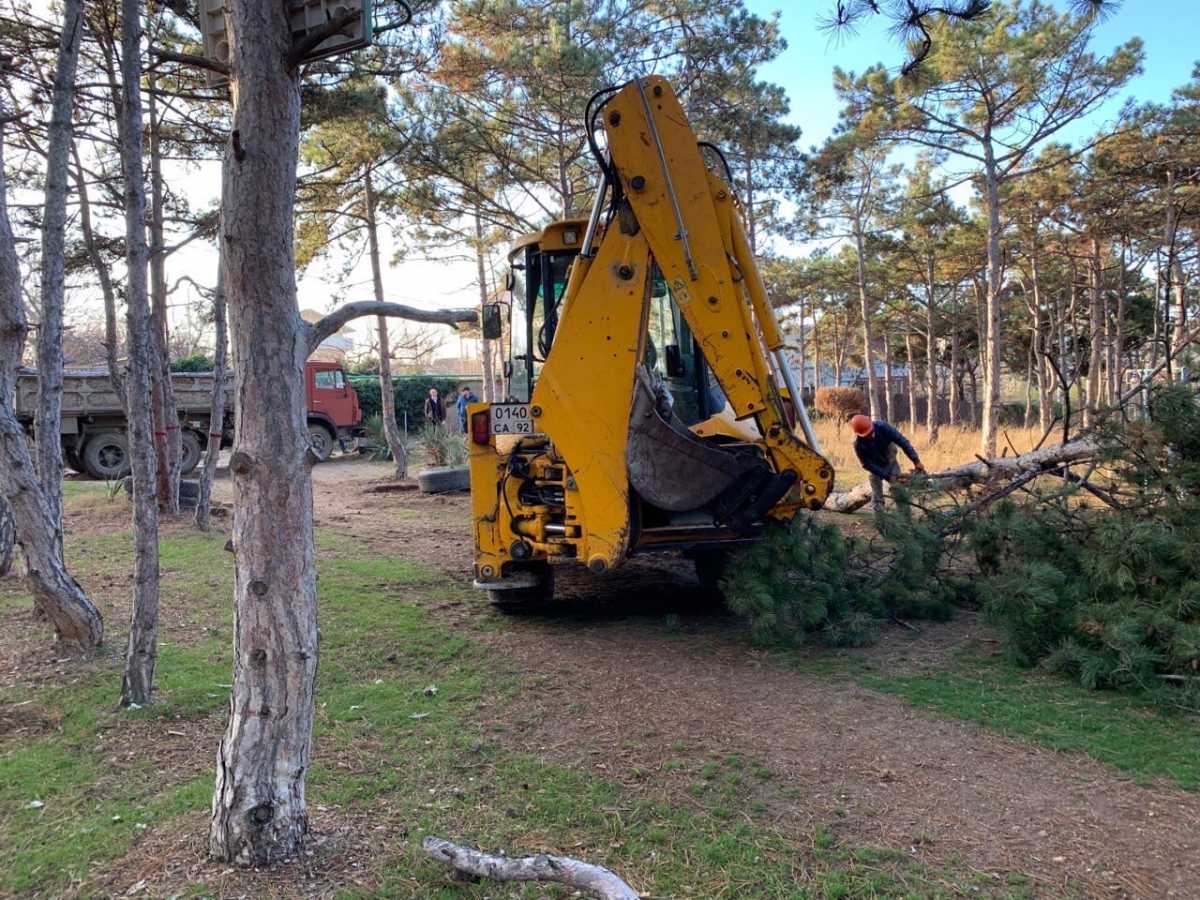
[850,414,925,513]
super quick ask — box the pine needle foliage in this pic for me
[967,385,1200,712]
[721,497,953,649]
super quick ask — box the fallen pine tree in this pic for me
[824,437,1098,513]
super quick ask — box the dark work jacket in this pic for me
[424,396,446,423]
[854,420,920,480]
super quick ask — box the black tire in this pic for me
[82,433,131,481]
[179,429,203,475]
[307,423,335,462]
[488,565,555,612]
[417,465,470,494]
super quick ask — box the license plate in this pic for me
[490,403,536,435]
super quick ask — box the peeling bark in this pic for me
[423,837,640,900]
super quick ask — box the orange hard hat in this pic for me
[850,414,874,437]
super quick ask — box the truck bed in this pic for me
[15,368,228,420]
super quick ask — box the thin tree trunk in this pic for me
[72,145,124,403]
[117,0,161,707]
[949,295,961,426]
[1085,236,1103,426]
[0,120,102,647]
[1165,168,1187,351]
[195,259,227,531]
[364,170,408,478]
[210,2,318,866]
[882,329,894,421]
[149,78,181,514]
[853,226,880,417]
[474,209,494,402]
[34,0,84,549]
[1029,249,1051,434]
[905,329,918,428]
[980,151,1003,457]
[1113,238,1127,400]
[925,256,939,442]
[1023,334,1034,428]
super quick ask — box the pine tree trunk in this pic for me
[1085,235,1103,427]
[882,330,894,421]
[948,301,961,426]
[0,124,102,648]
[149,80,181,514]
[474,210,494,402]
[1029,249,1052,434]
[925,256,939,442]
[1114,238,1127,399]
[209,2,317,866]
[364,170,408,478]
[195,259,227,532]
[72,145,125,403]
[117,0,161,707]
[853,226,880,417]
[905,330,918,429]
[34,0,84,549]
[1165,168,1187,351]
[980,151,1003,457]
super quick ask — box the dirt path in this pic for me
[309,459,1200,899]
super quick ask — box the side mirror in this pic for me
[664,344,685,378]
[482,303,503,340]
[503,360,513,379]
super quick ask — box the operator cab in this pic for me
[497,220,724,425]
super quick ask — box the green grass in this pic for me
[859,652,1200,790]
[0,519,1018,898]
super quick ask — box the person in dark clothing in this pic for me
[423,387,446,427]
[456,385,478,432]
[850,414,924,512]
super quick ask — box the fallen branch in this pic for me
[825,438,1097,514]
[422,837,640,900]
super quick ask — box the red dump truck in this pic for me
[16,360,362,479]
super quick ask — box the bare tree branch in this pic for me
[306,301,476,356]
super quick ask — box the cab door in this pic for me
[307,363,354,428]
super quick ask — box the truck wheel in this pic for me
[307,423,335,462]
[82,433,131,481]
[489,565,555,612]
[417,465,470,494]
[179,429,203,475]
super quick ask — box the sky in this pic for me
[28,0,1200,354]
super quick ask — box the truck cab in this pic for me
[304,360,362,460]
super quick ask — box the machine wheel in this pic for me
[417,465,470,494]
[83,432,131,481]
[179,429,203,475]
[307,423,335,462]
[488,565,555,612]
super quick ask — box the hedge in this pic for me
[348,374,466,429]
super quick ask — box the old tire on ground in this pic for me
[179,429,203,475]
[82,432,131,480]
[488,564,555,612]
[417,465,469,494]
[307,423,335,462]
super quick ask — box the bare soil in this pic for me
[307,459,1200,899]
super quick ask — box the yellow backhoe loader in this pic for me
[467,76,833,608]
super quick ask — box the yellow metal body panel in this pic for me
[470,76,832,587]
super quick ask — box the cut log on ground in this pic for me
[825,438,1097,514]
[423,837,640,900]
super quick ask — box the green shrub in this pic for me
[170,353,214,372]
[417,424,466,468]
[348,375,462,430]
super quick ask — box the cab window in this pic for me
[314,369,344,390]
[645,265,704,425]
[507,248,575,402]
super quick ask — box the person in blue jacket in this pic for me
[455,384,478,432]
[850,414,925,512]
